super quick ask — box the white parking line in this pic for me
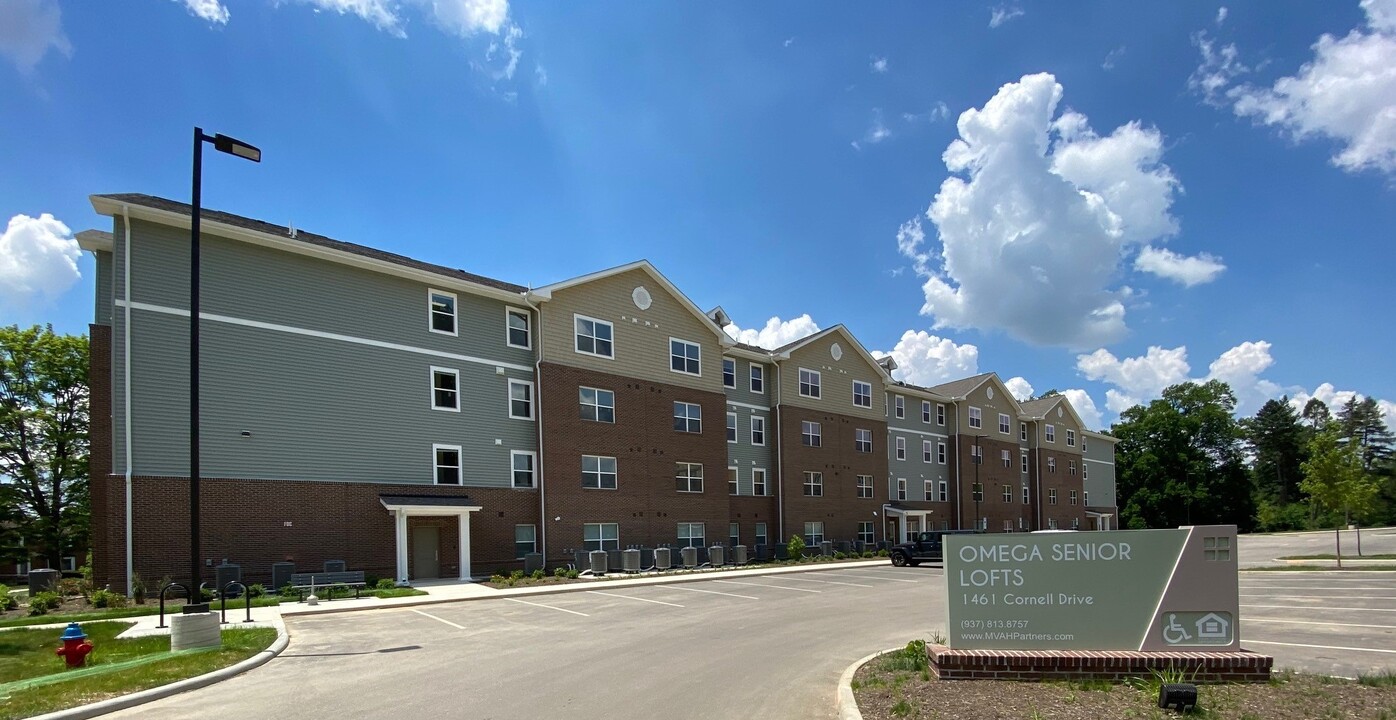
[714,580,821,593]
[779,576,873,588]
[1240,594,1396,600]
[671,585,759,600]
[1246,618,1396,630]
[505,598,590,617]
[587,591,684,608]
[411,609,465,629]
[831,573,920,584]
[1243,604,1396,613]
[1245,640,1396,655]
[1240,586,1396,591]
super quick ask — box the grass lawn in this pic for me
[0,595,284,629]
[1277,553,1396,560]
[1243,564,1396,572]
[0,621,276,720]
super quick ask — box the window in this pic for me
[676,462,704,493]
[579,387,615,423]
[853,381,873,408]
[722,357,735,387]
[895,436,906,461]
[937,404,946,426]
[1048,457,1056,473]
[506,308,531,349]
[753,468,768,496]
[750,365,765,393]
[894,395,905,418]
[922,400,932,423]
[575,315,614,358]
[803,471,823,497]
[511,451,536,488]
[429,289,456,335]
[751,415,766,446]
[1066,429,1076,447]
[755,522,768,547]
[728,466,739,495]
[1049,488,1058,505]
[969,406,982,428]
[730,522,740,547]
[937,442,947,464]
[1021,452,1029,474]
[678,523,705,548]
[1003,485,1012,503]
[857,474,873,498]
[896,478,907,501]
[508,379,534,420]
[727,412,738,443]
[1069,489,1078,505]
[857,521,874,544]
[582,455,618,489]
[1046,424,1056,443]
[1084,490,1089,505]
[999,413,1011,434]
[431,367,459,411]
[515,525,536,558]
[804,522,825,547]
[1069,460,1077,476]
[434,445,461,485]
[1002,449,1011,467]
[674,401,703,433]
[1004,519,1014,532]
[971,444,983,464]
[924,479,934,499]
[1023,484,1030,504]
[972,482,983,502]
[855,428,873,453]
[1082,437,1088,452]
[938,480,948,502]
[1021,422,1028,442]
[1083,465,1089,480]
[799,368,821,398]
[670,338,701,375]
[584,523,619,551]
[1072,517,1080,530]
[1048,518,1058,530]
[923,439,933,463]
[801,420,821,447]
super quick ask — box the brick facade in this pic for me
[1032,448,1088,531]
[959,435,1030,533]
[777,406,887,545]
[88,324,120,588]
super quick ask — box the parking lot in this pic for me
[1238,570,1396,677]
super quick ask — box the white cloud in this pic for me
[1004,376,1034,402]
[1102,45,1126,71]
[1077,345,1192,413]
[783,37,795,48]
[0,0,71,74]
[1133,245,1226,286]
[1216,6,1229,25]
[431,0,510,36]
[296,0,407,37]
[989,4,1025,28]
[1061,389,1105,430]
[535,64,547,85]
[0,213,80,306]
[871,56,888,73]
[288,0,516,42]
[1198,0,1396,175]
[177,0,230,23]
[903,102,950,123]
[1189,31,1249,104]
[873,331,979,388]
[723,315,820,350]
[853,109,891,150]
[1205,340,1283,413]
[904,73,1194,349]
[484,23,523,80]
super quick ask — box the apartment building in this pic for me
[79,193,1115,590]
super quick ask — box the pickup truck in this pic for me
[889,530,979,566]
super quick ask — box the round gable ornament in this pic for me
[831,343,843,361]
[632,286,652,311]
[1058,407,1064,418]
[987,386,994,400]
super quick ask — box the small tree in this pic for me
[1300,429,1374,568]
[787,535,806,561]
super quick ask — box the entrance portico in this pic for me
[379,495,482,584]
[883,505,935,543]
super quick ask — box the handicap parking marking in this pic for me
[504,598,590,617]
[713,579,821,593]
[586,590,684,608]
[410,608,466,630]
[1245,639,1396,655]
[828,572,920,584]
[670,585,759,600]
[1245,618,1396,630]
[1243,604,1396,613]
[777,576,874,588]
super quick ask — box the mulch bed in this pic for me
[854,663,1396,720]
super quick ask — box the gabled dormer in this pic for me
[772,325,890,420]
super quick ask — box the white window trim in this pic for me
[505,306,532,350]
[798,367,822,399]
[579,386,615,424]
[728,465,740,495]
[573,313,615,359]
[894,395,905,418]
[750,364,765,394]
[999,413,1011,435]
[508,378,535,420]
[937,441,947,465]
[428,288,458,337]
[727,412,738,444]
[1046,424,1056,443]
[853,380,873,408]
[510,450,537,489]
[1021,422,1028,441]
[582,454,618,490]
[430,366,460,412]
[895,436,906,461]
[584,522,620,550]
[937,403,946,426]
[753,468,769,496]
[923,439,933,463]
[968,405,982,429]
[938,480,948,502]
[676,462,705,493]
[750,415,766,446]
[669,336,703,377]
[922,400,932,424]
[674,401,703,433]
[1067,429,1077,447]
[896,477,907,501]
[514,524,537,557]
[432,443,462,485]
[722,357,736,388]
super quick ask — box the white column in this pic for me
[458,512,472,582]
[395,509,409,586]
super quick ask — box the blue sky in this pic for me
[2,0,1394,430]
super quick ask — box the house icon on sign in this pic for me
[1195,613,1230,640]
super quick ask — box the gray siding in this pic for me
[887,430,951,501]
[1083,434,1118,508]
[95,250,113,325]
[723,356,771,408]
[726,404,772,495]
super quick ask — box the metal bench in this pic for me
[288,571,366,601]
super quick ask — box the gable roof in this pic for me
[1021,393,1088,429]
[75,229,114,252]
[925,372,995,399]
[773,325,890,381]
[90,193,527,295]
[528,260,733,346]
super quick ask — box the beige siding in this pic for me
[539,268,724,393]
[776,331,886,421]
[1035,401,1084,457]
[959,377,1023,443]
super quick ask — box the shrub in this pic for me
[833,551,847,560]
[28,591,61,616]
[509,570,525,581]
[565,569,580,579]
[490,573,506,584]
[0,583,16,611]
[246,583,267,598]
[530,569,545,580]
[877,549,889,557]
[90,588,127,609]
[861,551,874,558]
[56,578,83,598]
[131,573,147,604]
[279,583,299,597]
[376,578,397,591]
[553,566,567,578]
[786,535,806,561]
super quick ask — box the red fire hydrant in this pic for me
[56,622,94,668]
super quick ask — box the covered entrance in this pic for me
[1086,511,1114,531]
[380,495,481,584]
[883,505,935,543]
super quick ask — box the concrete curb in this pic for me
[836,647,900,720]
[28,619,290,720]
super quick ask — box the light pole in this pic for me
[189,127,260,608]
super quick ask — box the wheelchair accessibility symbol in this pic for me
[1161,611,1233,646]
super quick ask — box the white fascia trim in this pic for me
[117,299,533,373]
[77,231,115,252]
[774,325,891,382]
[91,197,526,304]
[887,426,949,440]
[728,346,771,362]
[726,399,772,412]
[1084,458,1116,466]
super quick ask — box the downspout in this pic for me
[1035,423,1044,531]
[522,292,546,563]
[773,362,784,545]
[121,204,133,596]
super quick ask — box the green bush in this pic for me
[877,549,889,557]
[90,588,128,608]
[28,591,61,616]
[490,573,506,584]
[279,583,299,597]
[530,569,545,580]
[0,583,16,611]
[861,551,874,558]
[131,573,147,604]
[565,569,580,579]
[553,566,567,578]
[787,535,806,560]
[376,578,397,591]
[509,569,525,581]
[56,578,83,598]
[833,551,847,560]
[246,583,267,598]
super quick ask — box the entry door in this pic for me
[907,516,921,536]
[412,526,440,580]
[886,517,900,545]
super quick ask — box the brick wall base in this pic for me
[929,644,1273,683]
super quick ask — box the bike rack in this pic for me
[220,581,254,624]
[156,583,190,629]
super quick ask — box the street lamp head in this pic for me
[213,133,261,163]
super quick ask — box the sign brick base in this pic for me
[929,644,1273,683]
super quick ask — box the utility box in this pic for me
[733,545,748,565]
[573,550,589,570]
[607,549,623,572]
[588,550,608,575]
[773,544,788,560]
[820,541,833,557]
[708,545,725,567]
[323,560,346,573]
[836,541,852,554]
[622,549,641,573]
[654,547,672,570]
[215,563,242,597]
[28,569,60,595]
[271,562,295,592]
[639,547,655,569]
[681,547,698,568]
[523,553,544,574]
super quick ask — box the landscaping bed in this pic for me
[853,642,1396,720]
[482,552,890,589]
